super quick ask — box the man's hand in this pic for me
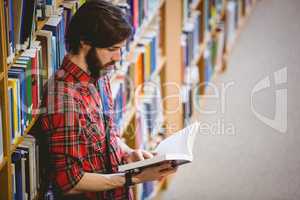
[132,162,178,184]
[125,149,155,163]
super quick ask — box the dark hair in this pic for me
[65,0,133,54]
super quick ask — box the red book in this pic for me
[133,0,139,30]
[31,50,38,118]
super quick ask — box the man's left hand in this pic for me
[125,149,155,163]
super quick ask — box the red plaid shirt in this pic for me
[35,56,131,199]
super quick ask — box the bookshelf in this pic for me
[0,0,257,199]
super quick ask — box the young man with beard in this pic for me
[30,1,177,199]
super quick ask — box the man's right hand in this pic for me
[132,162,177,184]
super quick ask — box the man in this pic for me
[31,0,176,199]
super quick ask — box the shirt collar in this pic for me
[61,55,97,86]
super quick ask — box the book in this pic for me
[11,150,24,200]
[8,79,21,142]
[118,122,199,172]
[19,135,38,200]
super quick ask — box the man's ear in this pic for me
[80,41,92,54]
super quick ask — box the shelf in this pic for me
[11,117,38,152]
[150,177,168,199]
[0,157,8,171]
[223,2,258,63]
[37,17,50,31]
[119,107,136,137]
[11,136,24,152]
[192,43,206,66]
[35,0,66,32]
[7,53,22,70]
[191,0,202,10]
[0,71,4,80]
[150,56,167,80]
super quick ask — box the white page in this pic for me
[155,122,199,156]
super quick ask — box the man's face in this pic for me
[85,40,126,79]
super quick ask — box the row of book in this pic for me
[108,17,165,200]
[181,11,201,70]
[36,0,86,21]
[110,62,132,130]
[3,0,36,63]
[3,0,83,64]
[111,29,163,135]
[180,0,256,122]
[8,42,44,144]
[135,76,164,199]
[11,136,40,200]
[5,1,84,145]
[124,0,161,37]
[181,1,202,122]
[181,24,226,123]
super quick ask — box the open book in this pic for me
[118,122,199,172]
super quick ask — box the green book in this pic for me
[15,57,32,124]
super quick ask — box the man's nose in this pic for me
[112,49,122,62]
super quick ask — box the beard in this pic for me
[85,47,116,80]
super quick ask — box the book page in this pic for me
[154,122,199,156]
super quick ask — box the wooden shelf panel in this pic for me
[37,17,50,31]
[119,107,136,137]
[0,71,4,81]
[10,117,37,152]
[150,56,166,80]
[24,117,38,135]
[7,53,22,70]
[191,0,202,10]
[11,137,24,152]
[0,157,7,171]
[192,43,205,66]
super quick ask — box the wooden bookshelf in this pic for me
[7,53,22,70]
[150,56,167,80]
[0,71,4,81]
[37,17,50,31]
[192,42,206,66]
[191,0,202,10]
[120,107,136,137]
[10,117,38,152]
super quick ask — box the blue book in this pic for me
[59,15,66,65]
[43,16,62,70]
[8,87,14,143]
[51,36,58,72]
[8,0,15,54]
[20,0,35,47]
[9,68,27,134]
[142,181,154,199]
[11,150,23,200]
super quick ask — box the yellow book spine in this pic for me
[8,79,20,143]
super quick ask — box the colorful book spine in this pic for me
[182,10,201,68]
